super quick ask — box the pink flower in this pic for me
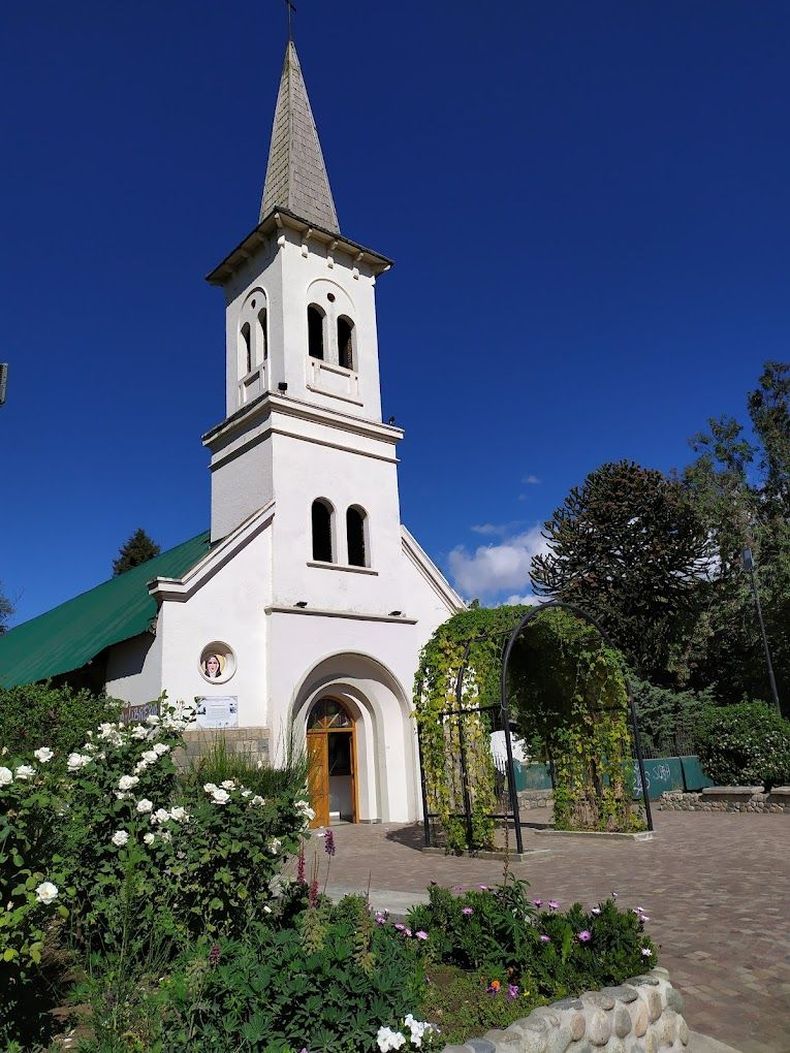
[532,898,543,907]
[394,923,405,931]
[415,930,428,940]
[462,907,474,916]
[577,930,592,943]
[539,934,551,943]
[641,915,650,923]
[548,900,560,911]
[508,984,519,1000]
[478,884,489,890]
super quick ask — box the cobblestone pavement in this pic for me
[320,813,790,1053]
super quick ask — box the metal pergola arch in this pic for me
[416,600,653,856]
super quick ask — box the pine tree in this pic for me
[112,529,161,576]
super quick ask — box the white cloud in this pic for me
[501,593,543,607]
[470,521,522,537]
[522,474,541,485]
[448,525,549,599]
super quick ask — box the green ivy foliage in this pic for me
[415,606,645,846]
[414,606,531,853]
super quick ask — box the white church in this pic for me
[0,41,464,826]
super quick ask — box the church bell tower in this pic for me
[202,39,405,611]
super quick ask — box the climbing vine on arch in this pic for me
[413,605,531,854]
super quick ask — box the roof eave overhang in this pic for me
[205,207,393,286]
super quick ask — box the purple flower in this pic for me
[507,984,519,1000]
[532,898,543,907]
[415,930,428,940]
[577,930,592,943]
[324,829,336,857]
[591,907,602,916]
[539,934,551,943]
[374,911,387,925]
[462,907,474,916]
[548,900,560,911]
[405,927,412,937]
[208,943,222,967]
[394,923,405,932]
[641,915,650,923]
[296,844,306,884]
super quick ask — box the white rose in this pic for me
[169,806,188,822]
[141,750,159,765]
[267,837,282,854]
[130,724,148,739]
[111,830,129,847]
[0,767,13,786]
[34,748,54,763]
[203,783,218,794]
[241,789,252,798]
[152,743,170,756]
[151,808,171,825]
[67,753,90,771]
[220,779,236,790]
[211,789,230,805]
[118,775,140,791]
[136,798,153,814]
[145,715,160,726]
[251,795,265,806]
[14,765,36,781]
[159,830,172,843]
[143,833,156,846]
[35,881,59,905]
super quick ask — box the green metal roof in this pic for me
[0,531,211,689]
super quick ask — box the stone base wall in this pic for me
[658,786,790,813]
[442,968,686,1053]
[174,726,271,769]
[518,790,553,812]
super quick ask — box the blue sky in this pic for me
[2,1,789,625]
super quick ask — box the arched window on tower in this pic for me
[240,322,252,375]
[307,305,325,360]
[346,505,368,567]
[311,499,334,562]
[337,316,355,371]
[257,307,268,362]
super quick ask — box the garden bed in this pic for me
[440,967,687,1052]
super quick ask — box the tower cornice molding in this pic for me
[206,207,392,287]
[202,390,403,451]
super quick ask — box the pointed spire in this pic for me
[260,41,340,232]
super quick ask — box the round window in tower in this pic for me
[327,292,336,303]
[199,642,236,684]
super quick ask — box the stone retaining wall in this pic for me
[175,726,271,769]
[658,786,789,813]
[442,968,687,1053]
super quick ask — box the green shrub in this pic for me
[421,965,546,1046]
[0,683,122,760]
[86,896,433,1053]
[694,702,790,789]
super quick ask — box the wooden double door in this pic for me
[306,699,357,828]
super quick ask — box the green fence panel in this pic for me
[680,755,714,791]
[632,756,685,800]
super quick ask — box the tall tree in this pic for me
[683,362,790,712]
[0,581,13,634]
[530,461,714,684]
[112,529,161,576]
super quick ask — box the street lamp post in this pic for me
[742,546,782,715]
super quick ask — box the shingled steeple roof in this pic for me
[259,40,339,233]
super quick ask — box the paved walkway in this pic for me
[317,813,790,1053]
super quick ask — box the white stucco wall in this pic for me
[104,629,162,706]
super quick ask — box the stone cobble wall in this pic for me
[658,786,789,813]
[442,969,687,1053]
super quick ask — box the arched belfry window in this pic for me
[240,322,252,375]
[337,316,354,371]
[311,498,334,562]
[346,506,367,567]
[257,307,268,362]
[308,305,325,360]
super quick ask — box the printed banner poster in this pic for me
[195,696,238,729]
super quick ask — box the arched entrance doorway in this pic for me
[306,698,357,828]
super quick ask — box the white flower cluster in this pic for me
[376,1016,435,1051]
[202,781,266,808]
[295,798,316,823]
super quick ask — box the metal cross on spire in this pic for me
[284,0,296,40]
